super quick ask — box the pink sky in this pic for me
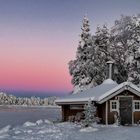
[0,36,76,95]
[0,0,140,96]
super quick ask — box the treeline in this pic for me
[0,92,57,106]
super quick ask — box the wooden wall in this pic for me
[61,90,140,124]
[106,90,140,124]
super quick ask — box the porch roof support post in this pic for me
[62,105,64,121]
[106,101,108,125]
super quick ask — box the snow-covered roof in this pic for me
[56,79,117,104]
[55,79,140,105]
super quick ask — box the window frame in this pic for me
[110,100,118,112]
[133,100,140,111]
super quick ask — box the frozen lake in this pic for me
[0,106,61,128]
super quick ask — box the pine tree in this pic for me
[83,99,97,127]
[69,16,94,93]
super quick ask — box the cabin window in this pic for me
[70,105,83,110]
[134,101,140,111]
[110,100,118,111]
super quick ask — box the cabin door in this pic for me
[119,97,132,125]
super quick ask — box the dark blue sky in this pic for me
[0,0,140,29]
[0,0,139,38]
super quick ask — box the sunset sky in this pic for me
[0,0,140,97]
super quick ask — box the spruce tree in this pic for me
[94,25,111,84]
[69,16,94,93]
[83,99,97,127]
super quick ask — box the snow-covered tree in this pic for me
[69,14,140,93]
[127,15,140,85]
[0,92,57,106]
[69,19,111,93]
[111,14,140,85]
[82,99,97,127]
[69,16,95,93]
[93,24,111,84]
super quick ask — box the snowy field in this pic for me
[0,106,140,140]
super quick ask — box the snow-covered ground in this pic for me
[0,106,140,140]
[1,121,140,140]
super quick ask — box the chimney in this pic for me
[106,61,114,79]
